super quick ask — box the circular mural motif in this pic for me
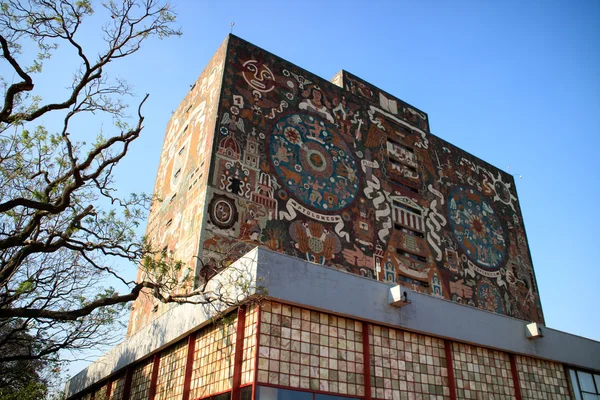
[269,113,359,211]
[208,194,238,229]
[447,186,506,270]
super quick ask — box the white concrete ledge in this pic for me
[254,247,600,371]
[66,247,600,397]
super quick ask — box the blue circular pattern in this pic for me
[447,186,506,270]
[269,113,359,211]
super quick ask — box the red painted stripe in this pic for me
[232,306,247,400]
[444,340,457,400]
[182,333,196,400]
[122,366,133,400]
[252,304,262,400]
[148,353,161,400]
[105,380,112,399]
[509,354,523,400]
[362,322,372,400]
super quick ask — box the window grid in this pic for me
[369,325,450,400]
[241,304,259,385]
[129,357,154,400]
[569,368,600,399]
[516,355,570,399]
[189,316,238,399]
[155,339,188,400]
[108,373,126,400]
[451,343,515,399]
[92,384,108,400]
[257,301,365,396]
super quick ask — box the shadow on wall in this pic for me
[65,247,265,398]
[65,317,170,399]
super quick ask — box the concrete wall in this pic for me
[255,247,600,371]
[66,247,599,398]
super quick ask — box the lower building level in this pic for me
[65,248,600,400]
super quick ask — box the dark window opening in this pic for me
[387,137,415,154]
[393,223,424,238]
[396,248,427,262]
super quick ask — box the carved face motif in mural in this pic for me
[242,60,275,94]
[447,186,507,270]
[494,181,511,204]
[269,113,360,212]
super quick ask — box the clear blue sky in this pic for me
[51,0,599,375]
[124,0,600,338]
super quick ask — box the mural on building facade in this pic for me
[196,36,543,323]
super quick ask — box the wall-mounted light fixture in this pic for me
[389,285,411,307]
[526,322,544,340]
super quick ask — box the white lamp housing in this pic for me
[526,322,544,340]
[389,285,411,307]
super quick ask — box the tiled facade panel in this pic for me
[257,301,365,396]
[189,316,238,399]
[108,373,126,400]
[129,357,154,400]
[201,35,543,324]
[241,304,259,385]
[515,356,570,399]
[369,325,450,400]
[70,303,583,400]
[127,36,229,336]
[155,339,188,400]
[92,384,108,399]
[451,343,515,399]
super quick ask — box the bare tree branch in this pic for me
[0,0,225,377]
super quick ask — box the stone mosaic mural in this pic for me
[200,35,544,323]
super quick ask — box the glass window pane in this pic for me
[579,371,597,393]
[257,386,312,400]
[571,369,583,400]
[595,375,600,393]
[316,394,358,400]
[258,386,278,400]
[241,386,252,400]
[278,388,313,400]
[582,394,600,400]
[214,392,231,400]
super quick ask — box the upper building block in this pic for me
[129,35,543,335]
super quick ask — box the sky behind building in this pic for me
[19,0,598,376]
[125,0,599,341]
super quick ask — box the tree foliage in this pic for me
[0,0,205,372]
[0,320,59,399]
